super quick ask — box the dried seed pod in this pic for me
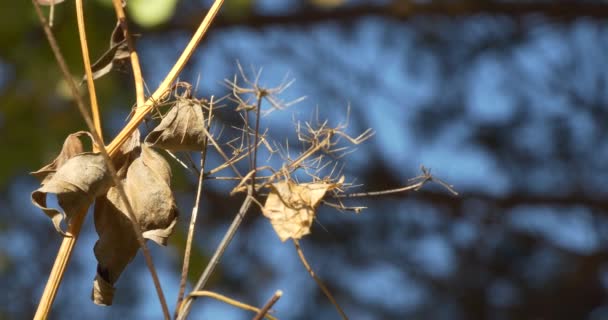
[112,129,141,179]
[92,144,178,305]
[31,153,113,235]
[145,98,206,151]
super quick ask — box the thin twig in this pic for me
[110,0,145,107]
[293,240,348,320]
[252,290,283,320]
[32,3,95,318]
[335,166,459,198]
[178,291,278,320]
[251,90,264,194]
[175,132,210,318]
[32,2,170,319]
[202,124,243,178]
[75,0,103,141]
[207,136,264,176]
[335,180,427,198]
[176,186,255,320]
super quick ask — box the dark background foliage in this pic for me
[1,1,608,319]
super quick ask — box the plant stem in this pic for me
[34,1,225,318]
[75,0,103,141]
[251,92,263,193]
[252,290,283,320]
[33,1,176,318]
[107,0,225,156]
[176,186,254,320]
[110,0,145,107]
[179,290,278,320]
[34,209,85,320]
[293,240,348,320]
[175,140,209,317]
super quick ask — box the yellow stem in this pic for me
[34,210,86,320]
[107,0,225,155]
[179,290,278,320]
[76,0,103,144]
[110,0,145,107]
[33,1,225,318]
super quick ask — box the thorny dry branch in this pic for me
[31,2,458,319]
[177,68,457,319]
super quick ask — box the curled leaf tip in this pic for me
[31,152,113,235]
[30,131,91,184]
[83,23,131,84]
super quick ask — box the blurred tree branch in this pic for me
[168,1,608,32]
[410,191,608,212]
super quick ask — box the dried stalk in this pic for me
[32,3,98,318]
[176,186,255,320]
[179,290,278,320]
[293,240,348,320]
[251,91,264,193]
[33,1,225,318]
[34,2,171,318]
[75,0,103,140]
[335,166,459,198]
[110,0,145,107]
[175,135,210,317]
[252,290,283,320]
[176,88,270,318]
[107,0,225,156]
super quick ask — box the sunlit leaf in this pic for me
[263,178,342,242]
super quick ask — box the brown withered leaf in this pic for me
[30,131,92,184]
[144,98,206,151]
[263,178,343,242]
[92,144,177,305]
[31,153,113,235]
[92,187,139,306]
[84,23,130,83]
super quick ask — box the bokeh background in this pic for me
[2,0,608,319]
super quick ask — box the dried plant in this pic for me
[30,1,458,320]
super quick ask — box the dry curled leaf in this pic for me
[85,23,130,83]
[92,144,177,305]
[31,153,113,235]
[263,178,343,242]
[30,131,91,184]
[144,98,206,151]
